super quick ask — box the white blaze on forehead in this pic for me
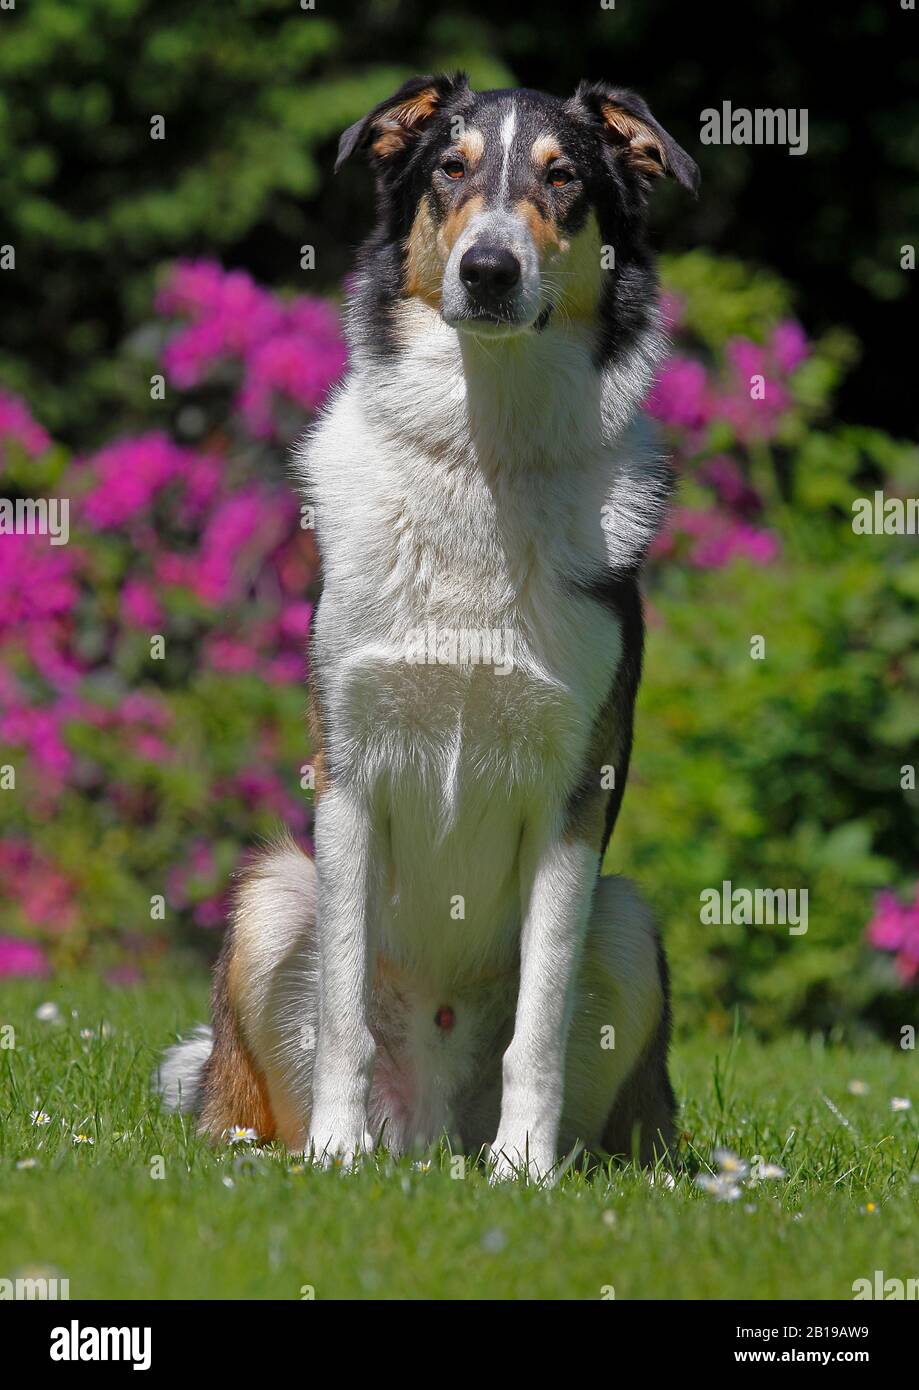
[499,102,517,201]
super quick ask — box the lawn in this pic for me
[1,976,917,1301]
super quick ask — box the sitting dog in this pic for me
[158,74,698,1178]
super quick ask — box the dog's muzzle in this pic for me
[458,243,522,313]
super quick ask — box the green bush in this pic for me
[610,260,919,1038]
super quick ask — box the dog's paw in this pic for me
[486,1136,554,1184]
[306,1114,374,1170]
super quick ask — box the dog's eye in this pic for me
[441,158,466,180]
[547,166,574,187]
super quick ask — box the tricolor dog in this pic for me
[158,74,699,1178]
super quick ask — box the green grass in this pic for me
[1,976,917,1300]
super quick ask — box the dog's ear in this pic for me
[335,72,470,173]
[566,81,700,196]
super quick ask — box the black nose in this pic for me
[459,243,521,301]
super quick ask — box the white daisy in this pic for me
[750,1155,787,1181]
[713,1147,749,1180]
[226,1125,258,1144]
[695,1173,742,1202]
[30,1110,52,1127]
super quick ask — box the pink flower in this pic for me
[25,625,85,692]
[21,870,78,931]
[158,262,285,388]
[187,488,290,604]
[771,319,809,374]
[130,733,173,762]
[157,259,347,439]
[866,888,919,984]
[279,601,314,641]
[0,390,51,460]
[167,840,218,911]
[0,705,74,778]
[179,454,222,523]
[726,337,767,382]
[266,652,304,685]
[193,894,226,929]
[710,328,807,444]
[121,579,163,630]
[667,508,780,569]
[645,357,712,431]
[82,434,189,529]
[190,842,214,875]
[698,456,762,513]
[237,330,347,439]
[207,637,259,673]
[0,535,80,637]
[155,260,231,317]
[0,937,49,979]
[117,692,172,729]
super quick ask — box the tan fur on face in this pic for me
[455,128,485,168]
[436,193,485,260]
[514,204,605,325]
[404,195,443,308]
[404,193,485,308]
[515,197,563,257]
[531,134,562,168]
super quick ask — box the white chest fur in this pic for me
[296,309,666,975]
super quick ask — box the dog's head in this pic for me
[337,74,698,340]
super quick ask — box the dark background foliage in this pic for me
[2,0,916,442]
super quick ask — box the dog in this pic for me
[158,73,699,1179]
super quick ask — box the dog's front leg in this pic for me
[306,784,379,1165]
[489,832,596,1181]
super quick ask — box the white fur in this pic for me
[169,846,662,1160]
[290,299,669,1172]
[499,101,516,201]
[156,1025,213,1113]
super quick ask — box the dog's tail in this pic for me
[155,1024,213,1114]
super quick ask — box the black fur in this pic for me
[577,571,646,859]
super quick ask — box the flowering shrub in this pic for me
[0,264,344,976]
[646,307,800,570]
[616,256,919,1033]
[866,889,919,985]
[156,262,347,440]
[1,253,916,1038]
